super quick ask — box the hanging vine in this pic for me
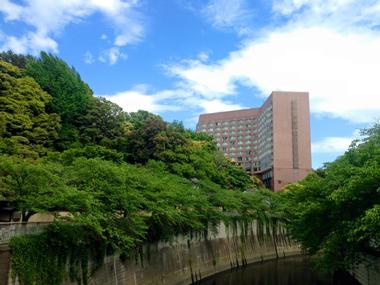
[10,223,106,285]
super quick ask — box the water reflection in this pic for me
[196,256,359,285]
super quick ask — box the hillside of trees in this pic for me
[0,51,272,285]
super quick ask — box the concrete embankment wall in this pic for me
[66,220,301,285]
[351,255,380,285]
[1,220,301,285]
[0,222,50,244]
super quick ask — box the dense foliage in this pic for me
[0,53,273,284]
[0,61,60,157]
[2,143,274,284]
[25,52,94,149]
[278,124,380,271]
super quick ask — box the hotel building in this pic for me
[196,91,312,192]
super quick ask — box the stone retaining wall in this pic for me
[351,255,380,285]
[0,222,49,245]
[67,220,301,285]
[1,220,301,285]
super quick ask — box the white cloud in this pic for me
[98,47,127,65]
[197,51,210,62]
[98,86,186,113]
[272,1,380,33]
[0,0,144,54]
[114,20,144,46]
[165,1,380,124]
[312,136,353,154]
[312,129,365,157]
[97,83,246,117]
[0,0,22,21]
[166,58,237,99]
[197,99,246,113]
[201,0,253,35]
[104,91,166,113]
[0,31,58,54]
[84,51,95,64]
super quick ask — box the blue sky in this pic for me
[1,0,379,168]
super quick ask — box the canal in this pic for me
[196,256,360,285]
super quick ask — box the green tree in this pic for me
[0,156,91,221]
[79,97,127,146]
[123,110,254,191]
[26,52,92,149]
[124,116,167,163]
[125,110,161,130]
[0,61,60,157]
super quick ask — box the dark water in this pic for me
[196,256,360,285]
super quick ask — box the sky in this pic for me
[0,0,379,168]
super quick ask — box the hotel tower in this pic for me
[196,91,312,191]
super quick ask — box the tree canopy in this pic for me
[0,61,60,157]
[26,52,92,124]
[25,52,92,149]
[278,124,380,271]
